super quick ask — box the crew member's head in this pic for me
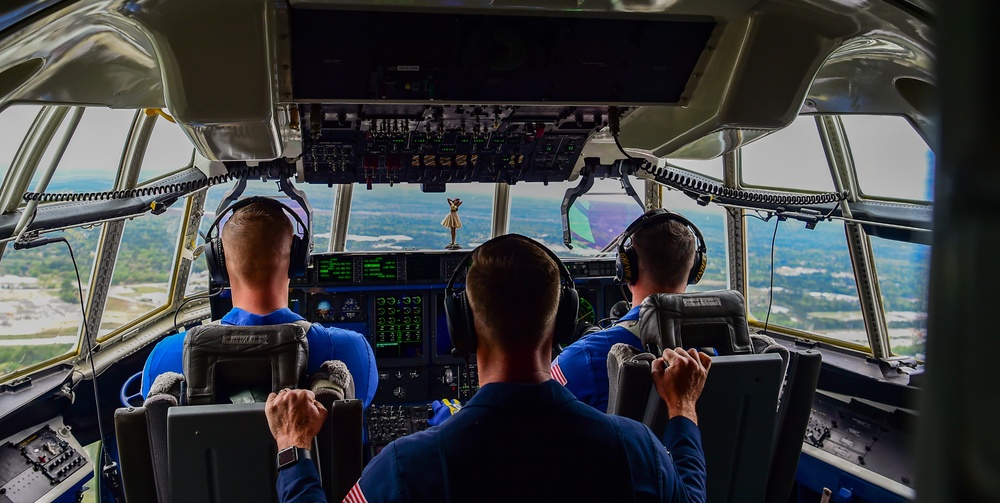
[465,235,561,354]
[221,200,294,290]
[631,216,696,295]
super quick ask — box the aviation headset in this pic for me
[444,234,579,360]
[204,196,312,284]
[615,208,708,286]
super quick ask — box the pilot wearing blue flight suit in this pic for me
[552,209,704,413]
[265,234,710,503]
[141,199,378,407]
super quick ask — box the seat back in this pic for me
[183,322,309,405]
[168,403,278,503]
[607,290,825,503]
[315,400,364,502]
[606,343,655,420]
[113,406,158,503]
[115,321,362,503]
[115,373,364,503]
[608,350,783,503]
[644,353,783,503]
[764,349,822,503]
[310,360,364,503]
[608,290,793,503]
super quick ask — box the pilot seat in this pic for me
[114,322,363,503]
[606,290,822,503]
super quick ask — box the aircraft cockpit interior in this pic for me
[1,0,995,501]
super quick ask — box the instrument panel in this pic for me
[0,419,92,503]
[210,251,623,406]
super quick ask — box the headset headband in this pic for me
[206,196,309,242]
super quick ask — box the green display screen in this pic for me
[317,256,354,283]
[362,256,397,281]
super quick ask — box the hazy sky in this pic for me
[0,105,932,203]
[0,106,194,189]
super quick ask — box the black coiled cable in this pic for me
[21,163,296,203]
[640,164,848,208]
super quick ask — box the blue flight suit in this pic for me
[141,307,378,408]
[552,305,643,413]
[277,460,327,503]
[288,380,706,503]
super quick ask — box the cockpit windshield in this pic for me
[510,178,645,257]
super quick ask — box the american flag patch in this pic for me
[551,363,568,386]
[342,483,368,503]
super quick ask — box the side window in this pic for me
[27,108,135,195]
[0,105,42,182]
[871,237,929,358]
[509,178,644,257]
[0,227,103,381]
[348,184,494,251]
[741,115,836,192]
[98,210,185,339]
[140,117,195,182]
[745,219,867,348]
[841,115,933,202]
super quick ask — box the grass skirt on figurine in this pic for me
[441,211,462,229]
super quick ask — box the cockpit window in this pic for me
[0,105,42,183]
[139,116,195,182]
[97,209,185,339]
[26,108,135,197]
[0,226,102,381]
[509,177,645,257]
[841,115,933,202]
[740,115,836,193]
[870,237,929,359]
[346,184,494,251]
[745,218,868,349]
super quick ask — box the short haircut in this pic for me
[221,200,293,285]
[465,236,561,349]
[632,218,696,289]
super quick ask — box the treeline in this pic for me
[0,344,73,375]
[0,213,183,288]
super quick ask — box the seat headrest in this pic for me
[310,360,356,405]
[183,323,309,405]
[637,290,753,356]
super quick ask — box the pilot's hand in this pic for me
[428,399,462,426]
[651,348,711,425]
[265,389,328,451]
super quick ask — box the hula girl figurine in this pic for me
[442,197,463,249]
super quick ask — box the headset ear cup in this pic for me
[444,292,476,360]
[461,293,477,356]
[288,235,307,278]
[615,250,625,283]
[689,250,707,285]
[205,237,228,284]
[617,245,639,285]
[553,286,579,345]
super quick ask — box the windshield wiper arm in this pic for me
[561,160,596,249]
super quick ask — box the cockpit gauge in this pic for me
[312,298,335,322]
[341,297,362,320]
[578,297,596,325]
